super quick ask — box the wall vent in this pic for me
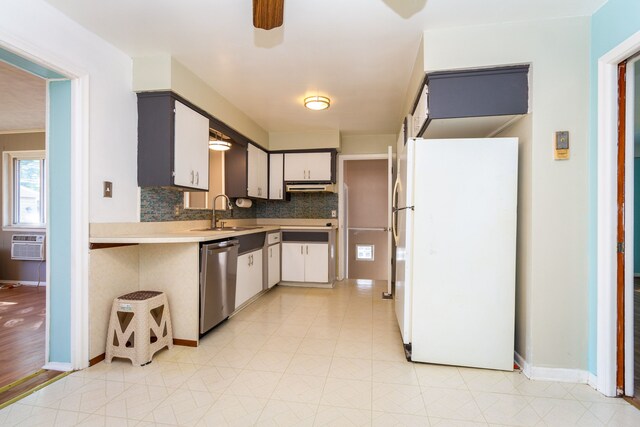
[11,234,45,261]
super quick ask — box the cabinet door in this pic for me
[247,144,268,198]
[236,252,252,307]
[268,244,281,288]
[284,153,308,181]
[250,249,264,294]
[304,243,329,283]
[284,152,332,182]
[257,147,269,198]
[236,250,264,307]
[281,243,305,282]
[247,144,259,197]
[306,152,332,182]
[174,101,209,190]
[269,153,284,200]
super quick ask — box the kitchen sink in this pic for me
[191,226,263,232]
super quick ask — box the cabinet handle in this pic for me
[248,255,252,267]
[308,170,311,179]
[306,245,308,255]
[301,245,303,254]
[190,170,194,184]
[196,172,199,185]
[279,189,281,198]
[270,247,272,257]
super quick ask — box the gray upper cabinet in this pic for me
[137,92,210,191]
[414,65,530,138]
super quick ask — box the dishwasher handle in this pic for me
[203,239,239,253]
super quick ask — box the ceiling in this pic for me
[0,61,45,133]
[43,0,606,135]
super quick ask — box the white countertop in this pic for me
[90,224,337,245]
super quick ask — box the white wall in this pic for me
[0,0,139,223]
[423,17,590,370]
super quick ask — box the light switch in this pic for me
[103,181,113,198]
[554,131,570,160]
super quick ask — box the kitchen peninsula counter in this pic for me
[88,219,337,364]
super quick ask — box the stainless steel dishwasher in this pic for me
[200,239,239,334]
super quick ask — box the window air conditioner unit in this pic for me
[11,234,45,261]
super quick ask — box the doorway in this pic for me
[597,30,640,400]
[342,158,389,282]
[0,43,85,379]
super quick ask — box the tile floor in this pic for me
[2,279,640,426]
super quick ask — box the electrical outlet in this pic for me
[103,181,113,198]
[331,210,337,218]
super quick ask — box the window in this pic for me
[356,244,375,261]
[3,151,46,229]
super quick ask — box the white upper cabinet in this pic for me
[269,153,284,200]
[284,152,332,182]
[173,101,209,190]
[247,144,268,198]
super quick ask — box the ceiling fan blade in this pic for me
[253,0,284,30]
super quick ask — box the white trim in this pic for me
[596,29,640,398]
[0,35,90,371]
[515,352,590,383]
[337,153,390,281]
[624,58,636,397]
[588,373,598,390]
[42,362,73,372]
[0,129,46,135]
[0,280,46,287]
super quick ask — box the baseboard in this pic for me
[0,280,46,287]
[588,372,598,389]
[173,339,197,347]
[89,353,105,366]
[514,351,589,383]
[42,362,72,372]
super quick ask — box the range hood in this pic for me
[286,183,335,193]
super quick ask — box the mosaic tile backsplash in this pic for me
[140,187,338,222]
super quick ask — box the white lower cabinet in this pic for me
[267,243,280,288]
[236,249,263,308]
[281,242,328,283]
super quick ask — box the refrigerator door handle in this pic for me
[392,178,400,210]
[392,210,398,245]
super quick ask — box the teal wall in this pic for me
[1,47,72,364]
[589,0,640,374]
[48,80,72,363]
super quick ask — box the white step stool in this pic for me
[105,290,173,366]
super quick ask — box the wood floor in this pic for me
[0,286,46,387]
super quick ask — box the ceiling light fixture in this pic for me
[304,95,330,111]
[209,131,231,151]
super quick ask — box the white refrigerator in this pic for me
[393,137,518,371]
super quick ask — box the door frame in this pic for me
[596,30,640,397]
[337,153,391,281]
[0,36,90,371]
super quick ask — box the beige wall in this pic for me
[133,55,269,149]
[496,115,533,363]
[269,130,340,150]
[0,132,46,283]
[423,17,590,370]
[403,37,425,120]
[341,134,396,155]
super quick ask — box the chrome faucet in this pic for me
[212,194,233,229]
